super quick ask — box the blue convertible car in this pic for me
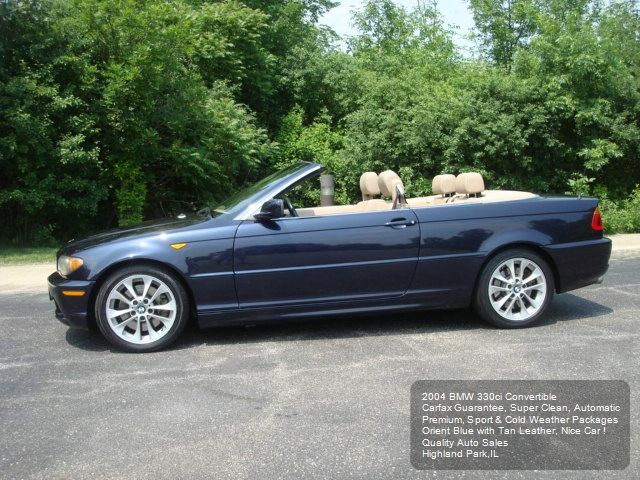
[49,162,611,352]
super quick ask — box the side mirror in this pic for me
[254,198,284,221]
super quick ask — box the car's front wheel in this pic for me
[473,249,554,328]
[95,265,189,352]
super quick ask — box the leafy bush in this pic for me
[1,0,639,241]
[599,187,640,234]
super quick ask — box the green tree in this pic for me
[468,0,537,69]
[0,0,107,243]
[2,0,640,241]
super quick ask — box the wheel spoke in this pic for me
[113,317,135,331]
[107,308,130,321]
[522,268,542,285]
[489,285,509,295]
[148,313,172,329]
[151,300,176,312]
[121,278,138,299]
[504,295,517,313]
[507,260,516,280]
[516,296,529,317]
[496,293,513,310]
[522,290,542,308]
[148,285,170,304]
[145,319,158,341]
[111,290,131,304]
[134,318,142,342]
[492,272,511,285]
[141,276,153,300]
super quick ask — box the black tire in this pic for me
[473,248,555,328]
[94,264,189,352]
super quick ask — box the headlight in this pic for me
[57,255,84,277]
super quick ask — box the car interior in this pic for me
[293,170,536,218]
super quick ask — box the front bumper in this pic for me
[48,272,95,329]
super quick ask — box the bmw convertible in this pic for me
[49,162,611,352]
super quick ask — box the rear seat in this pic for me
[450,172,537,203]
[450,172,484,202]
[407,174,456,207]
[298,170,536,218]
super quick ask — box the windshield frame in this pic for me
[213,162,324,221]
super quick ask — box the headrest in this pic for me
[455,172,485,195]
[378,170,402,198]
[432,174,456,195]
[359,172,380,199]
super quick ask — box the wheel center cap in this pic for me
[136,305,146,314]
[514,286,522,293]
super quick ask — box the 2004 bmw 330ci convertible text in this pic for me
[48,162,611,352]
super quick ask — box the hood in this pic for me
[60,214,210,255]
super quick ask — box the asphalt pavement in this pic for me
[0,256,638,479]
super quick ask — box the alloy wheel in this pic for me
[488,257,547,321]
[105,274,177,344]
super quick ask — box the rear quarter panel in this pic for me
[409,196,608,307]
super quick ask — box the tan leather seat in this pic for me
[475,190,536,202]
[359,172,380,201]
[450,172,485,202]
[356,172,389,211]
[456,172,485,195]
[378,171,401,198]
[407,174,456,207]
[355,199,388,211]
[298,204,360,216]
[434,174,457,197]
[378,170,407,209]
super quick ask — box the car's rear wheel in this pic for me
[473,248,554,328]
[95,265,189,352]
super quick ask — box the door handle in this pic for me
[384,218,416,228]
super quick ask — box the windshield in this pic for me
[213,163,311,216]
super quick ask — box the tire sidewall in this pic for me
[95,265,189,352]
[474,249,555,328]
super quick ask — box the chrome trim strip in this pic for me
[189,271,235,278]
[417,252,482,262]
[235,256,417,275]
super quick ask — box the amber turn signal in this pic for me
[62,290,85,297]
[170,243,187,250]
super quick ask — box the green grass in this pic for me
[0,246,57,265]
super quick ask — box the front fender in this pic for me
[74,225,239,317]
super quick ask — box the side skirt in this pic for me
[196,288,470,328]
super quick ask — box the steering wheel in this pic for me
[283,196,298,217]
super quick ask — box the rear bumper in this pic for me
[543,237,612,293]
[48,272,95,329]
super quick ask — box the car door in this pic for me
[233,209,420,308]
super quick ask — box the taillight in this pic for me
[591,207,603,231]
